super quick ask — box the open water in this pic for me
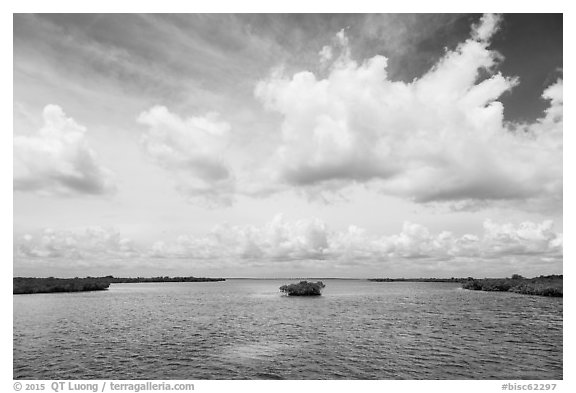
[13,279,563,379]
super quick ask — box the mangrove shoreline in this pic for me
[461,275,562,297]
[14,275,562,297]
[13,276,226,295]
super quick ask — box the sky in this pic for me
[13,13,563,278]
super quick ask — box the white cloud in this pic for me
[149,214,329,261]
[15,227,136,259]
[319,45,333,65]
[481,220,562,257]
[138,106,235,207]
[14,105,116,195]
[16,217,561,272]
[254,13,562,211]
[326,219,562,263]
[472,13,502,42]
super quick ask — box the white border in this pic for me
[3,2,572,392]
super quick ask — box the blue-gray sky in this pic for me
[13,13,563,278]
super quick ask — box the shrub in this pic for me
[280,281,325,296]
[462,276,562,297]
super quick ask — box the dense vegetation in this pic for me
[462,275,562,297]
[13,277,111,294]
[280,281,326,296]
[13,275,225,294]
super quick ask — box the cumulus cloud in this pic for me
[255,14,562,211]
[327,220,562,263]
[150,214,329,261]
[16,216,560,271]
[138,106,235,206]
[481,220,562,257]
[472,13,502,42]
[14,105,116,195]
[15,227,137,259]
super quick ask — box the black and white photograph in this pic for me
[9,5,568,389]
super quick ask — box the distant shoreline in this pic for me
[13,275,563,297]
[107,276,225,283]
[13,276,225,295]
[368,277,468,283]
[369,275,562,297]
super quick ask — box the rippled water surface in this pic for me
[13,280,562,379]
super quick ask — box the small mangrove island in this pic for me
[461,274,562,297]
[13,275,226,294]
[280,281,326,296]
